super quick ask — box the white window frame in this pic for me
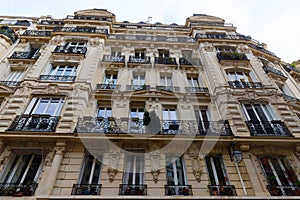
[65,41,86,49]
[104,72,118,85]
[205,155,230,186]
[134,49,146,58]
[97,106,112,118]
[6,70,23,82]
[166,155,188,186]
[162,107,178,121]
[0,152,44,184]
[48,64,77,77]
[78,153,103,185]
[242,104,278,121]
[24,97,65,116]
[130,107,144,120]
[187,76,200,88]
[123,152,144,185]
[132,73,145,86]
[160,74,173,87]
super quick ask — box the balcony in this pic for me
[126,84,150,91]
[154,57,177,65]
[0,26,18,43]
[179,58,202,70]
[267,185,300,196]
[245,120,292,136]
[195,33,250,41]
[284,65,300,80]
[52,46,87,56]
[282,94,300,103]
[185,87,209,94]
[9,49,40,60]
[0,81,20,87]
[208,185,237,196]
[248,43,277,58]
[7,114,60,132]
[71,184,101,195]
[263,66,287,82]
[0,182,38,196]
[128,56,151,67]
[102,55,125,67]
[165,185,192,196]
[119,184,147,195]
[53,26,108,35]
[39,75,76,82]
[217,52,249,62]
[156,86,180,93]
[22,30,51,37]
[228,81,262,88]
[96,84,120,90]
[76,118,233,136]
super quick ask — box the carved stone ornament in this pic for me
[151,170,160,183]
[107,151,120,182]
[201,43,214,51]
[107,167,118,183]
[189,153,203,182]
[150,153,161,183]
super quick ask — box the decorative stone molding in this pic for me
[0,148,11,171]
[107,167,118,183]
[107,151,120,182]
[240,144,250,152]
[150,153,161,183]
[201,43,214,52]
[54,142,66,155]
[252,145,289,156]
[189,152,203,182]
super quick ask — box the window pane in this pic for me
[45,99,59,115]
[23,155,42,184]
[81,155,94,184]
[33,99,49,114]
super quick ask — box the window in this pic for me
[111,48,122,57]
[187,75,199,88]
[123,152,144,185]
[97,106,112,118]
[158,49,169,58]
[163,107,178,121]
[165,156,189,195]
[160,74,173,87]
[206,155,235,196]
[135,49,146,59]
[0,151,43,186]
[48,65,77,77]
[242,104,277,122]
[65,41,86,49]
[259,156,299,196]
[25,97,65,116]
[79,153,102,185]
[181,50,192,60]
[130,108,144,119]
[162,107,179,134]
[227,71,258,88]
[6,70,23,82]
[104,72,118,85]
[194,109,210,134]
[132,73,145,86]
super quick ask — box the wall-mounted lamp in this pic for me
[228,142,243,163]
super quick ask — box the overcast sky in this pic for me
[1,0,299,63]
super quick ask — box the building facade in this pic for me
[0,8,300,199]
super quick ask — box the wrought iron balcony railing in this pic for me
[195,33,250,41]
[228,81,262,88]
[179,58,202,66]
[39,75,76,82]
[96,84,120,90]
[71,184,101,195]
[53,26,108,34]
[165,185,192,196]
[248,43,277,57]
[267,185,300,196]
[208,185,237,196]
[38,20,65,26]
[245,120,292,136]
[156,86,180,92]
[263,66,287,78]
[0,81,20,87]
[119,184,147,195]
[282,94,300,102]
[9,49,40,60]
[126,85,150,91]
[7,114,60,132]
[284,65,300,74]
[128,56,151,64]
[76,118,233,136]
[0,182,38,196]
[154,57,177,65]
[217,52,249,62]
[0,26,18,43]
[185,87,209,93]
[102,55,125,63]
[53,46,87,55]
[22,30,51,37]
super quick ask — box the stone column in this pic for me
[37,141,66,196]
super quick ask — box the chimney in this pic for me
[147,16,152,24]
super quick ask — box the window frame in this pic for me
[24,97,65,116]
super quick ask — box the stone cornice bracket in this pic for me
[54,142,67,156]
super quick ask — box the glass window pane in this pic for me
[33,99,49,114]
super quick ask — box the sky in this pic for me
[1,0,299,63]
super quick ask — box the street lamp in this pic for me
[228,143,243,163]
[228,142,247,195]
